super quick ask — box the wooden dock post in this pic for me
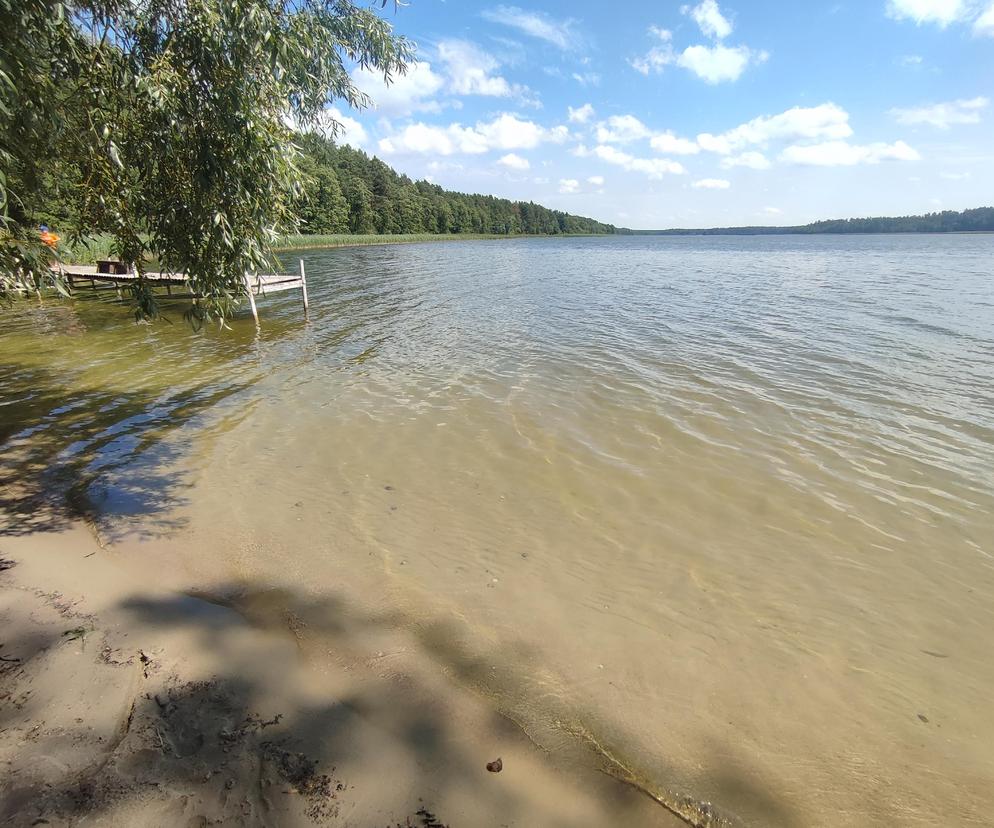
[244,272,260,327]
[299,259,309,316]
[56,264,305,323]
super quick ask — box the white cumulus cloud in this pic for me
[976,3,994,35]
[886,0,968,26]
[649,131,702,154]
[888,0,994,35]
[477,113,547,149]
[498,153,530,170]
[692,178,731,189]
[351,62,445,117]
[596,115,653,143]
[686,0,734,40]
[378,114,567,157]
[677,44,768,84]
[594,145,686,179]
[587,119,706,157]
[890,96,989,128]
[436,40,537,105]
[318,106,368,147]
[698,103,853,154]
[587,175,605,186]
[780,140,921,166]
[378,123,486,157]
[632,8,766,83]
[559,178,580,193]
[568,103,595,123]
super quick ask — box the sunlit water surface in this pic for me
[2,234,993,826]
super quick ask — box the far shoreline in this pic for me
[620,229,994,237]
[272,231,606,253]
[274,229,994,254]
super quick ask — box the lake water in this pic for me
[2,234,993,826]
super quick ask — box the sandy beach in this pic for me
[0,523,684,827]
[3,235,993,827]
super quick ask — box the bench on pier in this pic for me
[56,259,309,325]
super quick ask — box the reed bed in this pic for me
[274,233,510,250]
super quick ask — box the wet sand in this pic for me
[0,524,682,827]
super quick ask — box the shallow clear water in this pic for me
[2,234,993,826]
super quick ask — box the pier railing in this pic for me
[57,258,309,326]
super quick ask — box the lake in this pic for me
[2,234,992,826]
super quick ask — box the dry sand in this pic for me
[0,524,685,827]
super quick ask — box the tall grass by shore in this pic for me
[59,235,118,264]
[274,232,512,251]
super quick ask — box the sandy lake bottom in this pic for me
[2,234,993,826]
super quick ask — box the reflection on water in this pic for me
[1,234,993,826]
[0,302,263,539]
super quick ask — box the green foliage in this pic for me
[51,233,116,265]
[298,163,350,234]
[293,133,616,238]
[0,0,82,295]
[343,176,376,235]
[1,0,412,320]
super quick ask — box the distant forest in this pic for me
[295,133,615,236]
[34,132,616,239]
[627,207,994,236]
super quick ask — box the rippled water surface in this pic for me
[2,234,993,825]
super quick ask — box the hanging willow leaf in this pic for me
[0,0,414,322]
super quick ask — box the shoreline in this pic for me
[60,228,990,266]
[61,232,609,265]
[272,233,518,253]
[0,522,684,827]
[272,232,605,253]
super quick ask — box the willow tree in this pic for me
[0,0,412,320]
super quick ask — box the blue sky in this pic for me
[329,1,994,229]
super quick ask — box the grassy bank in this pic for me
[59,231,606,264]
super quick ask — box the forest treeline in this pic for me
[625,207,994,235]
[295,134,616,236]
[33,132,616,240]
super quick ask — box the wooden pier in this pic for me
[58,259,309,326]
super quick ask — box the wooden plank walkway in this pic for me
[57,259,309,326]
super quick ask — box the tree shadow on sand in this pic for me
[0,360,254,541]
[126,589,809,824]
[0,543,817,828]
